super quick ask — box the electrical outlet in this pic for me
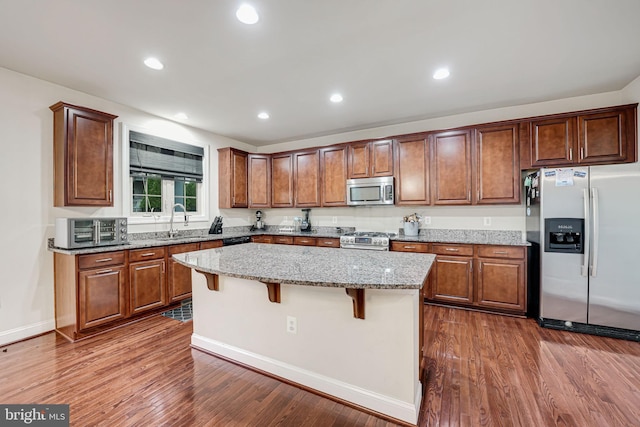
[286,316,297,334]
[423,216,431,225]
[483,217,492,226]
[332,216,338,224]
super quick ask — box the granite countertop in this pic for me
[48,225,527,255]
[173,243,434,290]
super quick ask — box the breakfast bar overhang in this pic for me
[173,243,435,425]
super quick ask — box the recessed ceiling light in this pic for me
[330,93,343,103]
[433,68,450,80]
[258,112,269,119]
[144,57,164,70]
[236,4,259,24]
[175,113,188,120]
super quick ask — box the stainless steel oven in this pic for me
[54,217,128,249]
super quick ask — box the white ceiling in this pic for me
[2,0,640,146]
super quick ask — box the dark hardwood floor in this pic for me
[1,305,639,426]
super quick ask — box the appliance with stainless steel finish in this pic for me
[346,176,394,206]
[55,217,128,249]
[222,236,251,246]
[525,165,640,340]
[340,231,392,251]
[300,208,312,232]
[255,210,265,230]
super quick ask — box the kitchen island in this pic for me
[173,243,434,425]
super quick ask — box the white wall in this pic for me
[0,67,254,345]
[1,64,638,345]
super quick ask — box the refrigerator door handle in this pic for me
[582,188,590,277]
[591,187,599,277]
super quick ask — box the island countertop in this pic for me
[173,242,434,289]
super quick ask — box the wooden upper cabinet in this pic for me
[320,145,348,206]
[218,147,248,208]
[527,104,637,168]
[578,107,636,164]
[294,149,320,207]
[431,130,473,205]
[50,102,117,207]
[271,153,294,207]
[248,154,271,208]
[530,116,576,167]
[395,136,429,205]
[475,124,520,204]
[348,139,393,178]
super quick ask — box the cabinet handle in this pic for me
[404,245,416,249]
[140,252,156,257]
[569,148,573,161]
[95,258,113,263]
[580,147,584,159]
[494,251,508,254]
[109,190,112,202]
[323,241,333,245]
[95,269,113,275]
[445,248,460,252]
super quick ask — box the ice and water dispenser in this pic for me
[544,218,584,253]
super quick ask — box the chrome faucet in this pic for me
[168,203,187,238]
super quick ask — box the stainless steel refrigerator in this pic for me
[525,164,640,340]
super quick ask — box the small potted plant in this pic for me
[402,213,422,236]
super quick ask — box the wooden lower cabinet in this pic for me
[129,259,166,315]
[168,243,199,302]
[316,237,340,248]
[272,235,294,245]
[78,265,127,330]
[293,236,316,246]
[422,243,527,315]
[431,256,474,304]
[252,235,273,244]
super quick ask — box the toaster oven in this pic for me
[54,217,128,249]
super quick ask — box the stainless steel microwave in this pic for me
[346,176,395,206]
[54,217,128,249]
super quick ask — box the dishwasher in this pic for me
[221,236,251,246]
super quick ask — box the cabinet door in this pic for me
[129,260,166,315]
[530,117,576,166]
[431,130,472,205]
[430,256,473,304]
[395,137,430,205]
[348,142,370,178]
[320,145,348,206]
[272,236,294,245]
[294,150,320,207]
[578,109,629,164]
[168,243,199,303]
[370,140,394,176]
[476,258,525,313]
[475,124,520,204]
[293,236,317,246]
[248,154,271,208]
[78,266,126,330]
[200,240,223,250]
[218,148,248,208]
[51,102,117,207]
[271,154,294,207]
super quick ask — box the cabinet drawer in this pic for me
[317,238,340,248]
[169,243,199,255]
[431,243,474,256]
[199,240,223,250]
[294,236,317,246]
[78,251,125,269]
[129,247,166,262]
[252,235,273,244]
[272,236,294,245]
[476,245,525,259]
[391,241,430,253]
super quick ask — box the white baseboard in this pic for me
[191,333,420,425]
[0,320,55,346]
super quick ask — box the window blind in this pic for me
[129,130,204,181]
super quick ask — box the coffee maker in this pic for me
[300,209,312,232]
[255,210,265,230]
